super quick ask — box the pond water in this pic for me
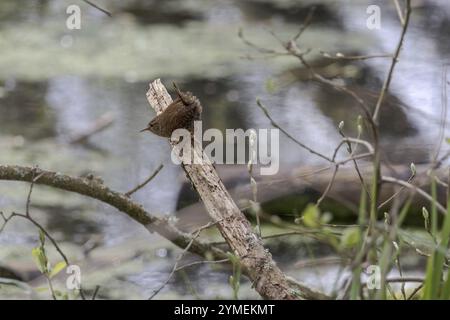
[0,0,449,299]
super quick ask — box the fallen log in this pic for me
[175,163,447,230]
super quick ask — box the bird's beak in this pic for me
[172,82,182,96]
[140,127,149,133]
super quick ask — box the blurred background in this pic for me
[0,0,449,299]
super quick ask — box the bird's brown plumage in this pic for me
[142,85,202,138]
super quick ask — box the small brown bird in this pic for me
[141,83,202,137]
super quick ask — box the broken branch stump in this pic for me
[145,79,298,300]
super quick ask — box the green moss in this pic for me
[0,3,373,81]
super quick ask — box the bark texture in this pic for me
[146,79,298,300]
[0,164,226,260]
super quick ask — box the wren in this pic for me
[141,83,202,138]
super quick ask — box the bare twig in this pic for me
[12,212,69,265]
[148,221,217,300]
[125,164,164,197]
[338,128,371,201]
[378,169,415,210]
[332,138,375,159]
[250,106,375,209]
[363,276,424,287]
[292,6,317,41]
[239,15,378,140]
[82,0,112,17]
[408,284,423,300]
[431,65,448,167]
[372,0,412,121]
[0,211,14,233]
[238,29,286,57]
[247,151,261,236]
[433,150,450,170]
[262,230,335,240]
[381,176,446,215]
[46,277,57,300]
[256,99,333,162]
[175,258,230,272]
[92,285,101,300]
[26,168,44,217]
[434,175,449,188]
[320,51,392,61]
[284,41,377,133]
[392,0,406,25]
[316,165,339,207]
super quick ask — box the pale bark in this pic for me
[0,165,226,261]
[0,164,328,299]
[146,79,298,300]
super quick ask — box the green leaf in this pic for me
[302,204,321,228]
[32,247,48,274]
[340,227,361,249]
[410,163,416,176]
[35,286,50,293]
[49,261,67,279]
[264,78,278,94]
[226,252,241,300]
[422,207,430,231]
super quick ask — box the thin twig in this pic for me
[434,150,450,170]
[92,285,100,300]
[239,8,379,144]
[434,175,449,188]
[12,212,69,265]
[332,138,375,159]
[363,276,424,287]
[338,128,372,201]
[256,99,333,162]
[26,169,44,217]
[238,29,285,57]
[148,221,218,300]
[392,0,406,25]
[372,0,412,121]
[175,258,230,272]
[82,0,112,17]
[292,6,316,41]
[285,42,377,133]
[247,153,261,236]
[262,230,333,239]
[46,276,57,300]
[125,164,164,197]
[316,165,339,207]
[0,211,14,233]
[378,169,415,210]
[381,176,447,215]
[320,51,393,61]
[431,65,448,167]
[407,284,423,300]
[314,134,374,207]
